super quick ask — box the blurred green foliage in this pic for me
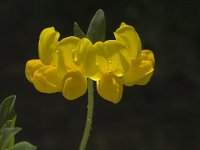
[0,96,36,150]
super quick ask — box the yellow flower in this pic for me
[73,38,132,104]
[25,27,63,93]
[54,36,87,100]
[25,22,155,104]
[75,22,154,104]
[94,40,132,103]
[114,22,155,86]
[26,28,88,100]
[89,22,155,103]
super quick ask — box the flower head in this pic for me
[25,22,155,104]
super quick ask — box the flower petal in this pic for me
[114,22,142,59]
[25,59,44,83]
[140,50,155,66]
[33,66,62,93]
[75,38,99,78]
[93,40,132,79]
[62,71,87,100]
[135,71,153,85]
[55,36,80,71]
[97,73,123,104]
[122,60,154,86]
[103,40,132,76]
[38,27,60,65]
[123,49,154,86]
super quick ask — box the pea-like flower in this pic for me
[25,27,63,93]
[89,22,155,104]
[73,38,132,104]
[25,22,154,104]
[114,22,155,86]
[26,27,89,100]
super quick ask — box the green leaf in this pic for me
[0,95,16,129]
[2,116,17,129]
[87,9,106,43]
[7,117,17,148]
[9,141,37,150]
[0,127,21,150]
[74,22,86,38]
[1,116,17,148]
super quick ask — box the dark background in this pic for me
[0,0,200,149]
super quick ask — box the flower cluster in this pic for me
[25,22,155,104]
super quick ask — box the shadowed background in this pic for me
[0,0,200,149]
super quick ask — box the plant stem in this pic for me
[79,79,94,150]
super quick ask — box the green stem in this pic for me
[79,79,94,150]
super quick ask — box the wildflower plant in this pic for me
[25,9,155,149]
